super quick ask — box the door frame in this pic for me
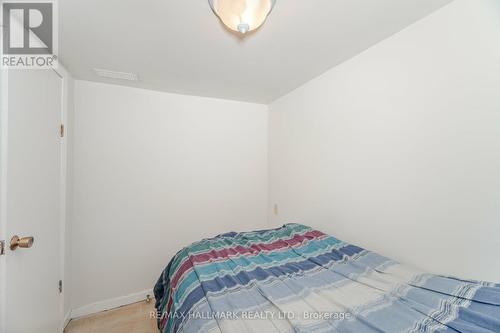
[54,64,72,332]
[0,64,72,333]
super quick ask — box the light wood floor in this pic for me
[65,301,159,333]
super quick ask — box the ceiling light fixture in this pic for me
[208,0,276,34]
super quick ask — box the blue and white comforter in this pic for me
[154,223,500,332]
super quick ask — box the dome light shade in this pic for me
[208,0,276,34]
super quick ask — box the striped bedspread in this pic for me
[153,224,500,333]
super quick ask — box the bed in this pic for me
[153,223,500,333]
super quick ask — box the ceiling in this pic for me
[60,0,453,104]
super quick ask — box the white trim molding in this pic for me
[70,289,154,319]
[60,310,72,332]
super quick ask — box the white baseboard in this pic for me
[60,310,72,332]
[71,289,153,319]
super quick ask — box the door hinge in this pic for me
[0,240,5,255]
[60,124,64,138]
[59,280,63,293]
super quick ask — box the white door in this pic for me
[0,69,63,333]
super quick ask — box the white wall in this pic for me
[71,81,268,311]
[269,0,500,282]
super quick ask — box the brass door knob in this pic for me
[10,235,34,251]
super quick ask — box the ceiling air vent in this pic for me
[93,68,139,81]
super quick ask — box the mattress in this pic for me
[153,223,500,332]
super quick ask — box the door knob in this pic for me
[10,235,34,251]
